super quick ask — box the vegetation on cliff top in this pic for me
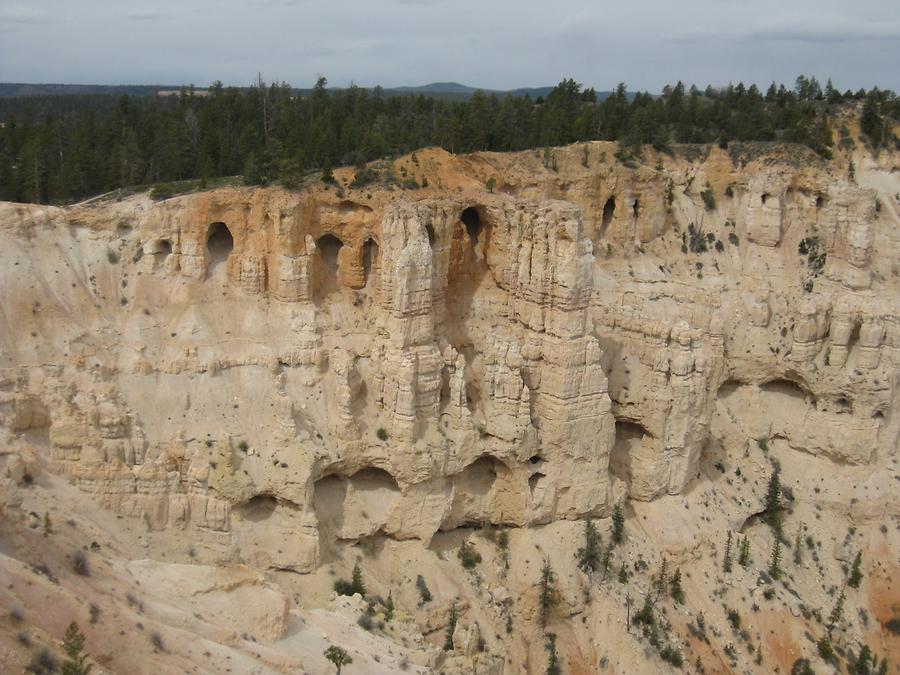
[0,75,896,205]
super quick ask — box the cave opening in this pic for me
[235,494,278,522]
[461,207,482,248]
[206,222,234,270]
[425,224,436,247]
[601,197,616,236]
[315,233,344,297]
[363,237,379,288]
[528,472,546,496]
[609,419,651,487]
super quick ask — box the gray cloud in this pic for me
[0,0,896,91]
[126,9,167,20]
[0,5,51,24]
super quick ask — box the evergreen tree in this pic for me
[577,518,601,573]
[670,567,685,604]
[793,528,803,566]
[545,633,561,675]
[618,562,628,584]
[601,542,613,580]
[848,552,863,589]
[539,560,558,629]
[738,535,751,568]
[611,505,625,546]
[828,587,846,635]
[654,558,668,601]
[61,621,92,675]
[723,531,733,573]
[764,468,783,536]
[351,563,365,596]
[768,537,783,580]
[444,601,458,650]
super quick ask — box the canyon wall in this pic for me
[1,143,897,572]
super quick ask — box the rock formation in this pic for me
[1,139,897,674]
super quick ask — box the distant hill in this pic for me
[0,81,629,101]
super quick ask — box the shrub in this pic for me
[356,613,374,631]
[376,427,388,441]
[324,645,353,674]
[320,166,336,184]
[818,636,835,660]
[727,608,741,630]
[701,187,716,211]
[416,575,433,604]
[334,563,365,597]
[237,440,249,452]
[458,541,482,569]
[633,596,655,626]
[72,550,90,576]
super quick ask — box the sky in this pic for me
[0,0,898,93]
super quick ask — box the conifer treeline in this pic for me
[0,75,896,204]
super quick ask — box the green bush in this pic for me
[458,541,482,569]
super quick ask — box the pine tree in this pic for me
[793,528,803,566]
[611,504,625,546]
[539,560,557,629]
[618,562,628,584]
[738,535,751,568]
[764,468,782,536]
[61,621,92,675]
[828,587,846,635]
[384,593,394,622]
[351,563,365,596]
[577,518,601,573]
[768,537,782,580]
[545,632,561,675]
[444,601,458,650]
[670,567,685,604]
[654,558,668,601]
[848,552,863,589]
[723,531,733,573]
[601,542,613,580]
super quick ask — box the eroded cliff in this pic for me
[1,137,898,673]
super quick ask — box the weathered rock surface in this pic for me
[0,143,897,571]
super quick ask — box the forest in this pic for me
[0,75,896,205]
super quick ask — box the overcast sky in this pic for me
[1,0,897,92]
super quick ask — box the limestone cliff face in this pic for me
[0,143,897,571]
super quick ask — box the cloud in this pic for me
[744,17,900,43]
[0,5,51,24]
[669,16,900,45]
[126,9,167,20]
